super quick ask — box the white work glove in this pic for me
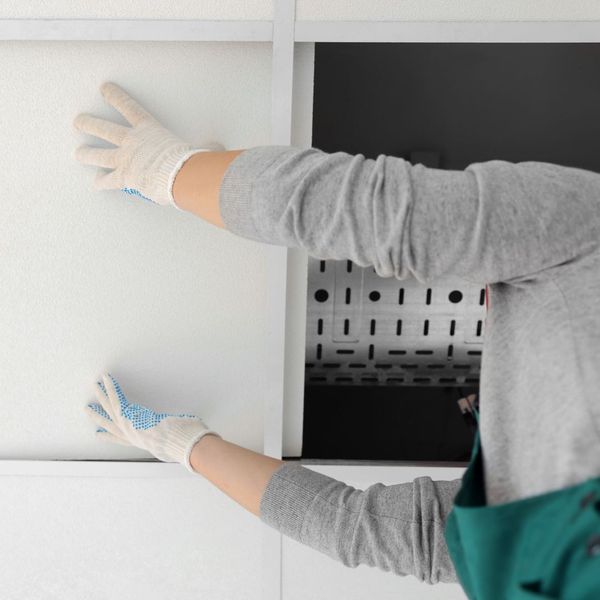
[73,81,225,209]
[85,372,221,472]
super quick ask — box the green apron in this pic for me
[444,406,600,599]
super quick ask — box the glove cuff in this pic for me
[183,430,222,474]
[159,419,221,472]
[155,147,212,211]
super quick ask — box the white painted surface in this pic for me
[294,20,600,43]
[297,0,600,21]
[0,464,468,600]
[2,0,600,21]
[0,40,279,460]
[0,19,274,42]
[0,472,263,600]
[0,38,313,466]
[0,1,273,19]
[261,4,300,598]
[0,31,314,600]
[281,39,314,459]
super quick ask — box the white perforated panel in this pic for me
[305,258,486,386]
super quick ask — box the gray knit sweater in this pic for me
[218,145,600,584]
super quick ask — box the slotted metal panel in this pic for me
[305,258,486,386]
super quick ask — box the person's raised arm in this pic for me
[187,145,600,285]
[74,82,599,285]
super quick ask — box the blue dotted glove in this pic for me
[85,372,221,471]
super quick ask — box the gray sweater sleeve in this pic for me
[259,463,461,584]
[217,144,600,583]
[218,145,600,285]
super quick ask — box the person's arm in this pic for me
[190,433,461,584]
[194,145,600,285]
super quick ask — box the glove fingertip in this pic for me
[99,81,115,96]
[86,401,112,422]
[73,113,87,131]
[102,372,115,391]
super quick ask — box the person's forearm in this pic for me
[172,149,245,227]
[189,433,285,517]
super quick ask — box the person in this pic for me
[73,81,600,598]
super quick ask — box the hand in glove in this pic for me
[85,372,221,472]
[73,81,225,208]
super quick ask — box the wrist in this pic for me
[189,432,221,474]
[163,147,210,210]
[171,149,245,228]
